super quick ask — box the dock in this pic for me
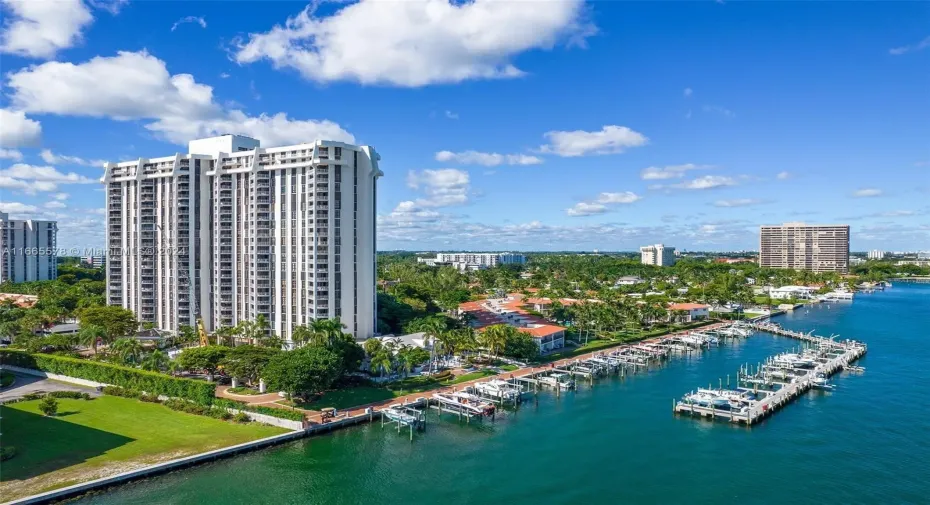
[674,327,867,425]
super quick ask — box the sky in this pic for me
[0,0,928,253]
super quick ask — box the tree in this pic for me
[503,330,540,361]
[478,324,510,358]
[221,345,279,385]
[263,346,342,400]
[397,346,429,376]
[370,348,395,378]
[175,325,199,347]
[38,396,59,417]
[327,333,365,375]
[79,306,138,341]
[78,324,108,354]
[141,350,169,372]
[363,338,383,356]
[175,345,229,380]
[109,338,144,365]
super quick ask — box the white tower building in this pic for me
[103,135,382,342]
[0,212,58,283]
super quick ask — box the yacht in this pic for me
[432,392,496,416]
[470,380,521,402]
[539,372,575,390]
[683,391,730,408]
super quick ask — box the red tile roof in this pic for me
[458,293,566,340]
[668,303,710,311]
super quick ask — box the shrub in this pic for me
[0,349,216,405]
[139,393,161,403]
[38,396,59,416]
[431,370,453,381]
[214,398,306,422]
[0,446,16,462]
[233,412,250,423]
[21,392,44,401]
[47,391,92,400]
[102,386,141,399]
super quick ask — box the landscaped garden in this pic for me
[0,395,286,502]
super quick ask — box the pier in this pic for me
[674,326,867,425]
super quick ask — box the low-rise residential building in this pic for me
[459,294,565,353]
[0,293,38,308]
[769,285,817,300]
[614,275,644,286]
[81,256,105,268]
[668,303,710,322]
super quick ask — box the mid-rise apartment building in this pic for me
[103,135,382,342]
[417,252,526,271]
[0,212,58,283]
[867,250,886,260]
[759,223,849,273]
[640,244,676,267]
[81,256,106,268]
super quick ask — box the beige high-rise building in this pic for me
[759,223,850,273]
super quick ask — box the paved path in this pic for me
[0,372,100,402]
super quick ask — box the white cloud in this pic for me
[405,168,470,208]
[671,175,737,190]
[889,35,930,55]
[444,110,459,120]
[234,0,594,87]
[53,192,69,201]
[7,50,354,146]
[219,72,231,79]
[683,87,693,97]
[539,125,648,157]
[596,191,641,204]
[0,108,42,148]
[853,188,883,198]
[566,201,607,217]
[40,149,106,167]
[171,16,206,32]
[714,198,763,207]
[45,201,67,209]
[0,0,94,58]
[880,210,915,217]
[567,191,640,216]
[0,201,39,214]
[435,150,543,166]
[0,148,23,160]
[702,105,735,118]
[0,163,97,194]
[776,171,791,180]
[640,163,707,180]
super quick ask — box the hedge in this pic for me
[214,398,306,422]
[0,350,216,405]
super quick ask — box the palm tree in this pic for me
[141,350,169,372]
[363,337,383,356]
[371,349,394,378]
[309,318,345,347]
[78,324,108,354]
[292,325,313,348]
[478,324,508,359]
[110,337,144,365]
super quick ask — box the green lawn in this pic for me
[0,396,287,501]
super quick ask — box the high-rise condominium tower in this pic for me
[759,223,849,273]
[0,212,58,283]
[640,244,676,267]
[103,135,382,343]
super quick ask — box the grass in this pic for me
[0,395,287,501]
[226,387,262,396]
[500,364,519,372]
[0,371,14,388]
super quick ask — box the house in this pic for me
[615,276,644,286]
[0,293,39,308]
[769,286,816,300]
[458,294,566,353]
[667,303,710,322]
[377,332,430,350]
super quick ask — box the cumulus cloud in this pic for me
[776,171,791,180]
[0,109,42,148]
[6,50,354,146]
[0,0,93,58]
[671,175,737,190]
[539,125,648,157]
[444,110,459,120]
[405,168,470,208]
[567,191,641,217]
[234,0,594,87]
[0,201,39,214]
[40,149,106,167]
[853,188,883,198]
[889,35,930,55]
[45,201,67,209]
[435,150,543,166]
[171,16,206,32]
[640,163,708,180]
[0,163,97,194]
[0,148,23,161]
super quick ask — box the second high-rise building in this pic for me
[103,135,382,343]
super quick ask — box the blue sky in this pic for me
[0,0,927,252]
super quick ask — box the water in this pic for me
[78,284,929,505]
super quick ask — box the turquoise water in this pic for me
[78,284,929,505]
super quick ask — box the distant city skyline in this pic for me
[0,1,927,252]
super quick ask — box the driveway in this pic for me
[0,372,100,402]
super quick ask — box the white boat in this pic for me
[683,391,729,408]
[772,353,816,368]
[811,374,835,390]
[432,392,496,416]
[470,379,521,401]
[679,334,707,346]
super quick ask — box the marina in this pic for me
[65,284,928,505]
